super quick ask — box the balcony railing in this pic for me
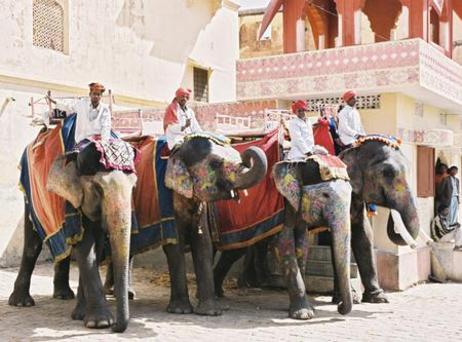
[236,38,462,112]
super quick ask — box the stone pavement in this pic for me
[0,263,461,342]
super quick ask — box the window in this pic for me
[33,0,67,53]
[417,146,435,197]
[193,67,209,103]
[429,8,440,46]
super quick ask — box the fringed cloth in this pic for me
[212,129,285,250]
[353,134,402,150]
[308,154,349,182]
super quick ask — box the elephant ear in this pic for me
[272,161,301,210]
[165,155,193,199]
[340,148,363,195]
[47,156,83,209]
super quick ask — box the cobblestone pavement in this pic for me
[1,263,461,341]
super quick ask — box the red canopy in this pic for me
[258,0,284,40]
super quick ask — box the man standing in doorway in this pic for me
[439,166,461,232]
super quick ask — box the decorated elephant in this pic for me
[9,131,267,332]
[9,140,137,333]
[230,136,420,304]
[214,153,353,320]
[336,136,419,303]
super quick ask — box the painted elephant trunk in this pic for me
[386,195,420,246]
[235,147,268,190]
[104,193,132,333]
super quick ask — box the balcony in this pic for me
[236,38,462,113]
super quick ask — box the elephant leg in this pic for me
[163,243,193,314]
[294,223,308,276]
[71,278,86,321]
[53,256,75,300]
[74,226,113,328]
[103,260,114,296]
[214,249,246,297]
[103,258,135,300]
[8,207,42,307]
[278,207,314,320]
[329,213,353,315]
[350,198,388,303]
[190,223,222,316]
[331,243,360,305]
[237,247,258,288]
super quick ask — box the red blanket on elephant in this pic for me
[213,130,285,250]
[313,119,335,155]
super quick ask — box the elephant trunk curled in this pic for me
[234,147,268,190]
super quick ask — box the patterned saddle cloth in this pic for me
[307,154,349,182]
[354,134,401,150]
[92,138,138,172]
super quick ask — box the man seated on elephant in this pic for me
[47,82,111,146]
[163,87,202,150]
[287,100,315,161]
[338,90,377,216]
[338,90,366,149]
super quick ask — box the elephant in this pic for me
[214,157,353,319]
[9,143,137,332]
[336,138,420,303]
[9,134,267,330]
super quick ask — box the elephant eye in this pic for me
[382,167,396,179]
[209,159,223,170]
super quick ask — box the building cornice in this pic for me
[0,74,166,109]
[222,0,240,12]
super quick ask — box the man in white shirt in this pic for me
[287,100,315,160]
[163,88,202,149]
[338,90,366,148]
[49,82,111,144]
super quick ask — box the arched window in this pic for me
[33,0,68,53]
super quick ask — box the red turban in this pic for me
[291,100,308,113]
[175,88,192,99]
[342,90,357,102]
[88,82,105,94]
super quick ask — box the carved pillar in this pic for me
[283,0,306,53]
[335,0,362,46]
[408,0,427,40]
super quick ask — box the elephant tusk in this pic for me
[391,209,417,249]
[417,229,434,247]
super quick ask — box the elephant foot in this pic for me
[167,298,193,314]
[194,299,222,316]
[53,285,75,300]
[103,286,114,296]
[8,290,35,307]
[71,301,86,321]
[362,291,389,304]
[104,286,135,300]
[128,288,136,300]
[215,286,225,298]
[332,289,361,305]
[84,305,114,329]
[289,299,315,320]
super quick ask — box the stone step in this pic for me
[307,245,357,263]
[305,275,363,295]
[306,260,359,278]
